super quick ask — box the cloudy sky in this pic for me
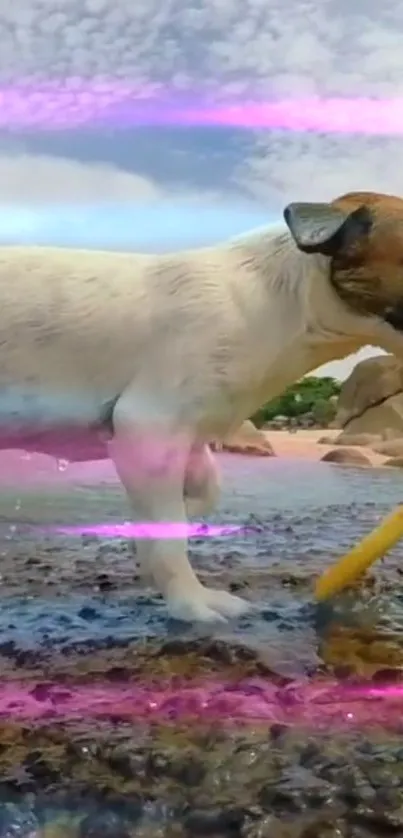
[0,0,401,377]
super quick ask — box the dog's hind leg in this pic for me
[184,442,220,518]
[109,389,250,624]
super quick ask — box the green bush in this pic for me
[312,397,337,428]
[252,376,341,427]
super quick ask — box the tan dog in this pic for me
[1,190,403,623]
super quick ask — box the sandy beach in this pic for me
[263,428,388,467]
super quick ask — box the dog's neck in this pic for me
[232,223,371,348]
[222,225,381,416]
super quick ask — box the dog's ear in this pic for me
[283,202,373,256]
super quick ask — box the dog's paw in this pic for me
[166,586,251,624]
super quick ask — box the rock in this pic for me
[342,393,403,439]
[317,435,341,445]
[372,438,403,457]
[320,448,371,467]
[334,354,403,429]
[335,432,382,448]
[257,784,303,814]
[331,354,403,440]
[382,426,402,441]
[384,456,403,468]
[348,803,403,833]
[211,421,275,457]
[0,804,39,838]
[42,824,77,838]
[300,819,347,838]
[79,812,131,838]
[183,806,253,835]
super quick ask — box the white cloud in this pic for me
[0,0,401,207]
[236,133,403,208]
[0,149,232,206]
[0,0,400,101]
[0,152,164,203]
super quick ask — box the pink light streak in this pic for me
[2,677,403,730]
[51,522,243,539]
[0,84,401,133]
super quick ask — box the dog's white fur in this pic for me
[0,222,401,623]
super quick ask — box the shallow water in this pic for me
[1,454,403,837]
[1,454,403,655]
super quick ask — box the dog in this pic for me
[1,190,403,623]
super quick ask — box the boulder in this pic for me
[382,426,403,441]
[334,354,403,430]
[342,393,403,440]
[384,457,403,468]
[320,447,371,467]
[335,431,383,448]
[372,438,403,457]
[211,420,275,457]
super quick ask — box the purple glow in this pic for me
[51,522,243,539]
[0,677,402,729]
[0,84,401,133]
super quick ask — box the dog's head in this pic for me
[283,191,403,345]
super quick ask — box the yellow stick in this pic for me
[315,505,403,601]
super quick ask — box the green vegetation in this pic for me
[252,376,341,426]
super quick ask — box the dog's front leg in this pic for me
[109,392,250,623]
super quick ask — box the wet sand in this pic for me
[0,451,402,836]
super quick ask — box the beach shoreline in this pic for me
[262,428,388,467]
[0,427,391,490]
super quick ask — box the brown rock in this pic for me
[372,438,403,457]
[342,393,403,439]
[382,426,401,441]
[383,456,403,468]
[334,354,403,429]
[211,421,275,457]
[335,431,382,448]
[320,447,371,466]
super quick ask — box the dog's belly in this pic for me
[0,387,117,462]
[0,426,109,461]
